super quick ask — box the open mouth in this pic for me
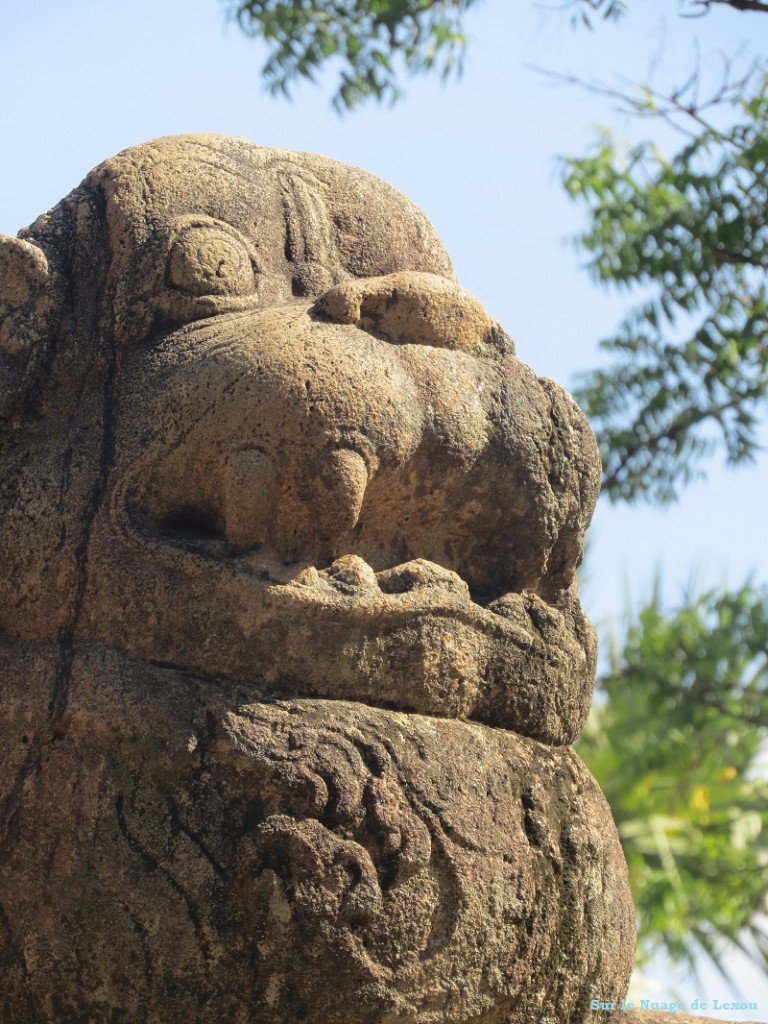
[147,508,574,643]
[103,500,596,747]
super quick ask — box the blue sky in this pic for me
[2,0,767,1014]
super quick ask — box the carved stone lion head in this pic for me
[0,136,633,1024]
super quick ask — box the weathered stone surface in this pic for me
[0,135,634,1022]
[0,135,601,747]
[0,640,635,1024]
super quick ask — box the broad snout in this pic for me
[123,271,598,612]
[313,271,513,356]
[311,270,598,602]
[94,268,601,737]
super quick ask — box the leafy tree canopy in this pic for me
[227,0,768,111]
[563,71,768,503]
[229,0,478,110]
[578,583,768,976]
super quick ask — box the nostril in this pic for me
[313,271,510,353]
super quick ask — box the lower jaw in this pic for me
[85,524,594,744]
[87,581,591,748]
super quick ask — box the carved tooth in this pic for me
[324,555,379,592]
[486,594,537,648]
[486,592,529,625]
[312,448,369,541]
[376,559,469,599]
[289,566,323,588]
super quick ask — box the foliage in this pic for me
[577,583,768,976]
[568,0,628,27]
[226,0,768,110]
[563,73,768,503]
[228,0,478,110]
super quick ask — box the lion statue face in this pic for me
[1,134,600,744]
[0,136,632,1024]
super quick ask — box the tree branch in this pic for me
[693,0,768,11]
[601,393,745,495]
[712,248,768,268]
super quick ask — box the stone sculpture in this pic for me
[0,136,635,1023]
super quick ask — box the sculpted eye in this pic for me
[167,223,257,298]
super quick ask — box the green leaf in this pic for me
[563,71,768,503]
[578,583,768,975]
[228,0,476,109]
